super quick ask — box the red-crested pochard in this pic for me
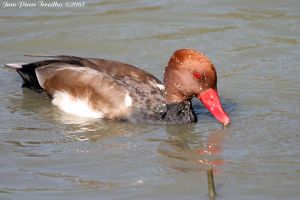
[6,49,230,124]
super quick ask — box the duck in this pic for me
[6,48,230,125]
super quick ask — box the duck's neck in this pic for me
[164,85,187,104]
[165,93,184,104]
[164,70,188,104]
[163,101,197,124]
[162,79,196,123]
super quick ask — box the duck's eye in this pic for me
[193,71,201,79]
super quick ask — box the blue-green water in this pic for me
[1,0,300,199]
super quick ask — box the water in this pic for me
[1,0,300,199]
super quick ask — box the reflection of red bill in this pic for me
[197,159,225,167]
[198,88,230,125]
[196,148,225,167]
[196,146,221,155]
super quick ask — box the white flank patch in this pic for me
[150,81,165,90]
[124,93,132,107]
[52,91,103,118]
[156,84,165,90]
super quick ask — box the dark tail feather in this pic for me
[5,63,39,90]
[15,63,44,92]
[6,57,84,95]
[6,60,58,93]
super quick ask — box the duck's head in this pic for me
[164,48,230,125]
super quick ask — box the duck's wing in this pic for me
[25,55,164,89]
[35,63,133,119]
[16,55,166,119]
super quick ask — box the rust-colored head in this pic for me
[164,48,230,125]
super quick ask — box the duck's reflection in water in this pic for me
[61,120,135,142]
[56,111,229,174]
[58,116,158,142]
[154,124,229,173]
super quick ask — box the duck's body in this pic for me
[7,49,229,125]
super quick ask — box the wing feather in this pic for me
[36,64,132,119]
